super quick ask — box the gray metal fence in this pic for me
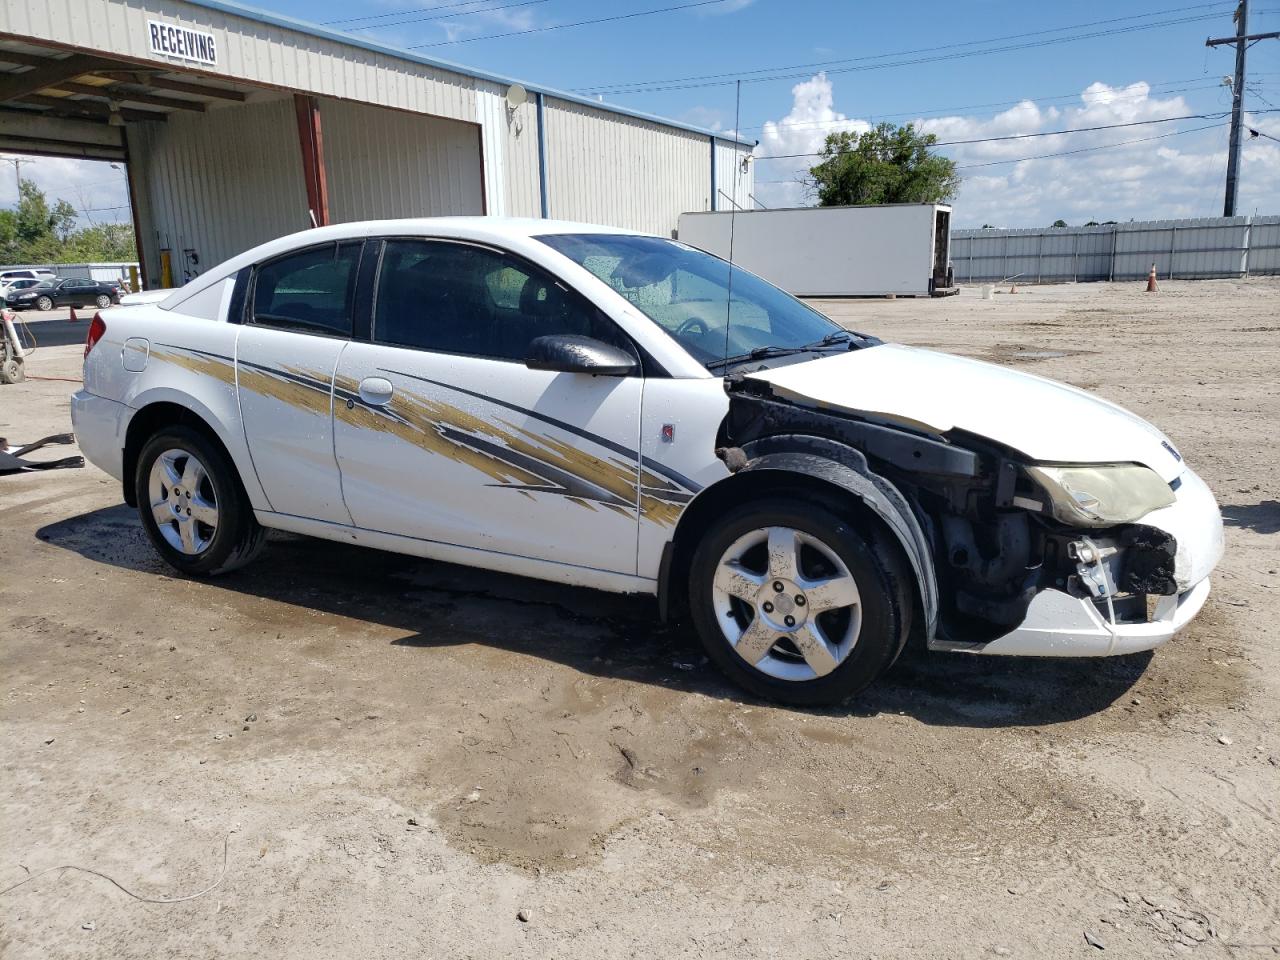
[952,215,1280,283]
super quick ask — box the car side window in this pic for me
[251,241,362,337]
[372,239,635,364]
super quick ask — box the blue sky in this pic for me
[5,0,1279,228]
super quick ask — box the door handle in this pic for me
[358,376,394,406]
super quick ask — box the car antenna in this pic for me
[721,79,743,371]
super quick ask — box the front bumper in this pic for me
[70,389,131,483]
[938,468,1224,657]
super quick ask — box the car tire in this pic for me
[134,426,267,576]
[95,294,111,309]
[35,296,52,311]
[0,358,23,384]
[688,497,911,706]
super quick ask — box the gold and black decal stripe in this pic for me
[150,345,700,526]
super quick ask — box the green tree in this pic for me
[63,223,136,262]
[14,179,58,255]
[0,209,19,263]
[807,122,959,206]
[2,181,135,264]
[1051,219,1068,228]
[52,199,77,243]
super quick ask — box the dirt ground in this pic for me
[1,279,1277,959]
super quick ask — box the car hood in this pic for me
[742,343,1185,482]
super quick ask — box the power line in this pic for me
[326,0,555,30]
[753,122,1232,183]
[954,122,1229,169]
[754,111,1250,161]
[405,0,735,48]
[1206,0,1279,215]
[575,4,1235,94]
[736,78,1227,135]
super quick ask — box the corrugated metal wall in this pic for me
[713,138,755,212]
[127,96,309,282]
[952,215,1278,282]
[319,98,484,223]
[6,0,756,254]
[1,0,476,123]
[472,81,542,219]
[1249,215,1280,275]
[542,97,710,236]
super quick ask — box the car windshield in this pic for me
[537,233,876,371]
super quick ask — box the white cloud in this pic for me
[753,74,1280,226]
[756,72,868,208]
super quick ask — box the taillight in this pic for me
[85,312,106,358]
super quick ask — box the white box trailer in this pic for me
[677,203,956,297]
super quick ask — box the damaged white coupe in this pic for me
[72,219,1224,704]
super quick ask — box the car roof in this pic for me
[162,217,655,311]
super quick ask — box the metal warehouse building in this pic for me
[0,0,755,287]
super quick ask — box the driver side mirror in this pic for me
[525,334,638,376]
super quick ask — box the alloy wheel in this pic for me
[148,448,219,555]
[711,526,862,681]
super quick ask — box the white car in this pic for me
[1,268,56,291]
[70,218,1224,704]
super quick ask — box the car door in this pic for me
[235,239,366,525]
[332,237,644,574]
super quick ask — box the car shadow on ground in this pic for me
[37,504,1150,728]
[1221,500,1280,535]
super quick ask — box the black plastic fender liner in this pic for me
[737,435,940,638]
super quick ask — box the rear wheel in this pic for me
[95,294,111,308]
[134,426,266,576]
[35,295,52,311]
[688,498,911,705]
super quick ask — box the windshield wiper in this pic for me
[797,329,858,350]
[706,344,809,371]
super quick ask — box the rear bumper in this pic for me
[70,389,131,483]
[936,467,1223,657]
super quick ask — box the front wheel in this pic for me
[35,296,52,311]
[688,498,911,706]
[134,426,266,576]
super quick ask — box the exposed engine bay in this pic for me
[717,377,1181,648]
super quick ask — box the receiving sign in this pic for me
[148,19,218,66]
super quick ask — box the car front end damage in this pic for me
[718,376,1224,658]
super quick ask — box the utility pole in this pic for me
[0,155,35,201]
[1206,0,1279,216]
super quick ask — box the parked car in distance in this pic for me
[0,268,56,290]
[6,277,121,311]
[70,218,1224,705]
[0,278,42,298]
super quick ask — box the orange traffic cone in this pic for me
[69,306,79,322]
[1146,263,1158,293]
